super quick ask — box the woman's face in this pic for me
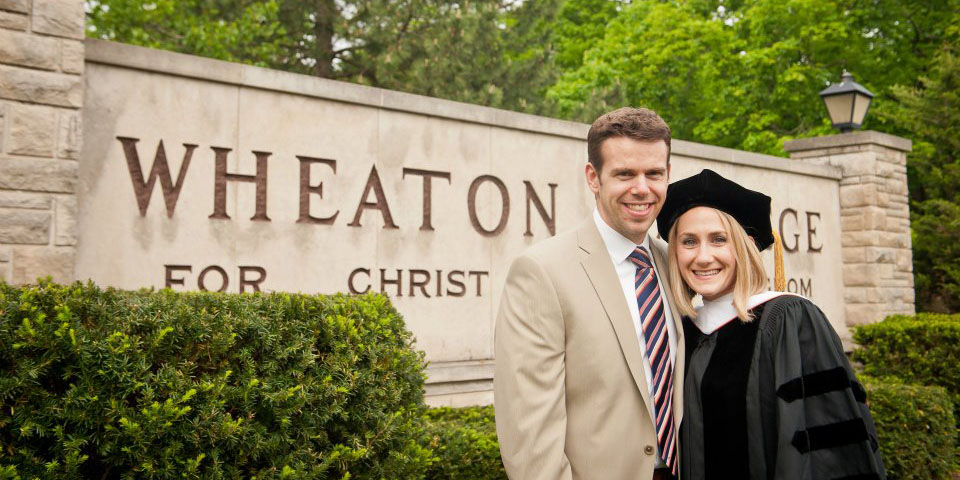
[675,207,737,301]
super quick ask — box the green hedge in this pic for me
[420,380,957,480]
[862,377,957,480]
[853,313,960,418]
[0,281,431,479]
[423,406,505,480]
[3,282,953,479]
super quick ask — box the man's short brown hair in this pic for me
[587,107,671,171]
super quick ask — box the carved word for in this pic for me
[165,264,267,292]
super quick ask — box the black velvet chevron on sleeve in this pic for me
[776,367,867,404]
[791,418,870,454]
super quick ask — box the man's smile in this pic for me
[624,201,655,215]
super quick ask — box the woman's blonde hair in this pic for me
[666,208,769,322]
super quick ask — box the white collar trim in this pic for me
[692,291,801,334]
[593,208,649,265]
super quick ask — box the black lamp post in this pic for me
[819,71,874,132]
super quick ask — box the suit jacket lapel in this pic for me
[577,219,654,418]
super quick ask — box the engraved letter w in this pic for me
[118,137,197,218]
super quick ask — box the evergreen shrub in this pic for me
[853,313,960,416]
[0,280,431,479]
[862,377,957,480]
[423,406,505,480]
[418,380,957,480]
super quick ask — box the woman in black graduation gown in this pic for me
[656,169,885,480]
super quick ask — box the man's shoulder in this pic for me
[501,226,587,297]
[516,222,585,265]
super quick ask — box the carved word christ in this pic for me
[118,137,559,236]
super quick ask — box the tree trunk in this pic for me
[313,0,337,77]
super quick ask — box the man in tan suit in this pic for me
[494,107,684,480]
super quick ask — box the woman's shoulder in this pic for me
[762,293,815,311]
[755,294,828,336]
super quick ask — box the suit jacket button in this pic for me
[644,445,655,455]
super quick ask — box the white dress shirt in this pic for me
[593,209,677,468]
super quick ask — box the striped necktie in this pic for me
[628,245,677,475]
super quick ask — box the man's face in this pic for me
[585,136,670,244]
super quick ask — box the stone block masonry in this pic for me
[0,0,83,284]
[785,131,915,329]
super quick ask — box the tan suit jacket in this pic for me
[494,218,685,480]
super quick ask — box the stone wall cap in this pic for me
[783,131,913,153]
[673,140,842,180]
[85,39,841,180]
[85,38,590,140]
[424,360,495,384]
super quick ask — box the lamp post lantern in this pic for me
[819,71,874,132]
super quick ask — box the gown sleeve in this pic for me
[750,296,886,480]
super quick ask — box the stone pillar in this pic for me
[0,0,83,284]
[784,131,915,328]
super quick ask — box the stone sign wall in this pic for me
[75,40,863,406]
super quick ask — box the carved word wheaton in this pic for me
[118,137,559,236]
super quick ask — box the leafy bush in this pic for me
[423,406,505,480]
[853,313,960,415]
[6,282,951,479]
[0,280,431,479]
[418,379,958,480]
[863,377,957,480]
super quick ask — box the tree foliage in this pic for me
[86,0,559,114]
[878,24,960,311]
[548,0,959,155]
[86,0,289,68]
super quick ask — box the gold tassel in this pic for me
[772,229,786,292]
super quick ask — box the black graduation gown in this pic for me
[681,295,886,480]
